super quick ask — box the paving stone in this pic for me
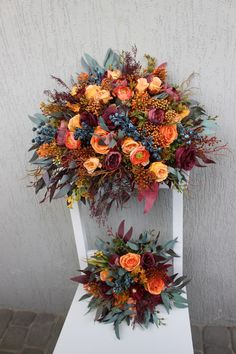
[0,310,13,338]
[33,313,56,325]
[205,347,234,354]
[11,311,36,327]
[21,348,44,354]
[191,325,203,350]
[45,316,65,354]
[0,351,16,354]
[25,322,53,348]
[0,326,28,350]
[203,326,231,348]
[230,327,236,352]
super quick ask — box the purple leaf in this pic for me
[117,220,125,239]
[123,227,133,242]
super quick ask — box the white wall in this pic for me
[0,0,235,324]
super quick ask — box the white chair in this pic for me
[54,189,194,354]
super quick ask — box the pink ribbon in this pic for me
[137,182,159,214]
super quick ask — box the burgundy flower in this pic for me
[141,252,156,269]
[163,84,181,102]
[148,108,165,125]
[108,254,120,267]
[80,112,97,127]
[102,105,117,130]
[130,285,145,301]
[175,146,196,171]
[104,151,121,171]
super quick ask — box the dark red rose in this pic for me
[102,104,117,130]
[108,254,120,267]
[80,112,97,127]
[104,151,121,171]
[148,108,165,125]
[141,252,156,269]
[163,84,181,102]
[175,146,196,171]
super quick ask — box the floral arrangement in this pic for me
[28,47,224,220]
[72,221,189,339]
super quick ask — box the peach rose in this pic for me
[100,270,110,282]
[121,137,140,154]
[120,253,141,272]
[136,78,149,93]
[65,131,81,150]
[113,86,133,101]
[96,89,111,104]
[68,114,81,132]
[158,125,178,147]
[146,277,165,295]
[130,146,150,166]
[107,69,122,80]
[149,77,162,94]
[83,157,101,174]
[90,126,110,154]
[85,85,101,100]
[149,162,168,182]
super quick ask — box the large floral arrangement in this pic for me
[72,221,189,339]
[28,47,223,219]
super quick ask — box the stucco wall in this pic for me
[0,0,235,325]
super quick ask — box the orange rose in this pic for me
[149,162,168,182]
[100,270,111,282]
[120,253,141,272]
[158,125,178,147]
[113,86,133,101]
[146,277,165,295]
[130,146,150,166]
[149,76,162,94]
[65,131,81,149]
[135,78,149,93]
[121,137,140,154]
[83,157,101,174]
[90,126,110,154]
[107,69,122,80]
[68,114,81,132]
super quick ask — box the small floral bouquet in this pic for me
[28,47,224,220]
[72,221,189,339]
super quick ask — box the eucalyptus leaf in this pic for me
[53,184,71,199]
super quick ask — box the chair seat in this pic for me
[54,285,193,354]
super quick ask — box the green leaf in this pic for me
[174,302,188,309]
[53,184,71,199]
[114,321,120,340]
[79,293,92,302]
[126,241,139,251]
[98,117,110,132]
[161,293,171,314]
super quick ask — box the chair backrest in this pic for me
[70,188,183,275]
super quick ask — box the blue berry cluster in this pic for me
[177,123,198,145]
[74,122,94,144]
[32,123,56,145]
[113,272,135,294]
[109,111,162,161]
